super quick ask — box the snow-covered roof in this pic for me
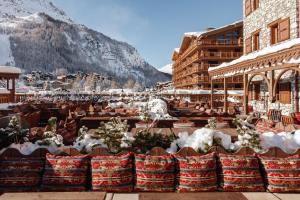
[160,89,243,95]
[0,66,21,74]
[184,32,204,37]
[209,38,300,72]
[183,20,242,40]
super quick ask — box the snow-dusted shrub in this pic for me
[74,118,134,153]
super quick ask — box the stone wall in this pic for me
[243,0,299,50]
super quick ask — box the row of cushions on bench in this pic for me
[0,153,299,193]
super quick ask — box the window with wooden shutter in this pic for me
[245,37,252,54]
[252,30,260,51]
[278,82,291,104]
[278,18,290,42]
[245,0,252,16]
[253,0,259,10]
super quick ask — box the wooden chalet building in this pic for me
[209,0,300,116]
[172,21,244,90]
[172,21,244,110]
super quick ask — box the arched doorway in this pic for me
[272,68,300,114]
[246,73,270,113]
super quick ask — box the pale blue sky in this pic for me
[52,0,243,68]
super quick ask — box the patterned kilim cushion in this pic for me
[135,154,175,192]
[175,153,217,192]
[41,154,89,191]
[91,152,134,192]
[0,157,44,192]
[258,155,300,193]
[218,154,265,192]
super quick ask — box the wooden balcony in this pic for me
[201,51,242,60]
[191,76,210,84]
[177,39,243,61]
[198,39,243,47]
[211,75,244,84]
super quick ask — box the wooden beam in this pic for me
[224,77,228,113]
[210,79,214,110]
[243,73,248,114]
[10,78,15,103]
[245,64,298,74]
[296,71,299,113]
[269,70,275,101]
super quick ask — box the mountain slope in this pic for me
[159,63,172,75]
[0,0,170,88]
[0,0,71,22]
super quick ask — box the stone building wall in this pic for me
[243,0,299,51]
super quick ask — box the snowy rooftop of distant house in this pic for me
[0,66,21,74]
[183,20,242,39]
[160,89,243,95]
[209,38,300,72]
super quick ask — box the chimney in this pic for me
[206,27,215,31]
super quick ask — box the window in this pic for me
[253,31,260,51]
[270,23,279,45]
[253,0,259,10]
[270,18,290,45]
[245,0,251,16]
[245,37,252,54]
[245,0,259,16]
[278,82,291,104]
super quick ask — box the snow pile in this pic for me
[147,99,171,120]
[73,134,106,153]
[167,128,238,153]
[260,131,300,154]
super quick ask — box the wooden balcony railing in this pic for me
[201,51,242,59]
[198,39,243,46]
[0,94,10,103]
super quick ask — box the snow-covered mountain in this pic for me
[0,0,72,22]
[159,64,172,75]
[0,0,170,88]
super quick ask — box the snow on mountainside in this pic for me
[0,0,72,22]
[0,0,170,88]
[159,64,172,75]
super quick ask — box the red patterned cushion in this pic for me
[175,153,217,192]
[91,153,133,192]
[135,154,175,192]
[41,154,89,191]
[0,157,44,192]
[258,155,300,193]
[218,154,265,192]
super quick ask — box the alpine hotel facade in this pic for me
[188,0,300,116]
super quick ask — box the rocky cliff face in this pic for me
[0,0,170,88]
